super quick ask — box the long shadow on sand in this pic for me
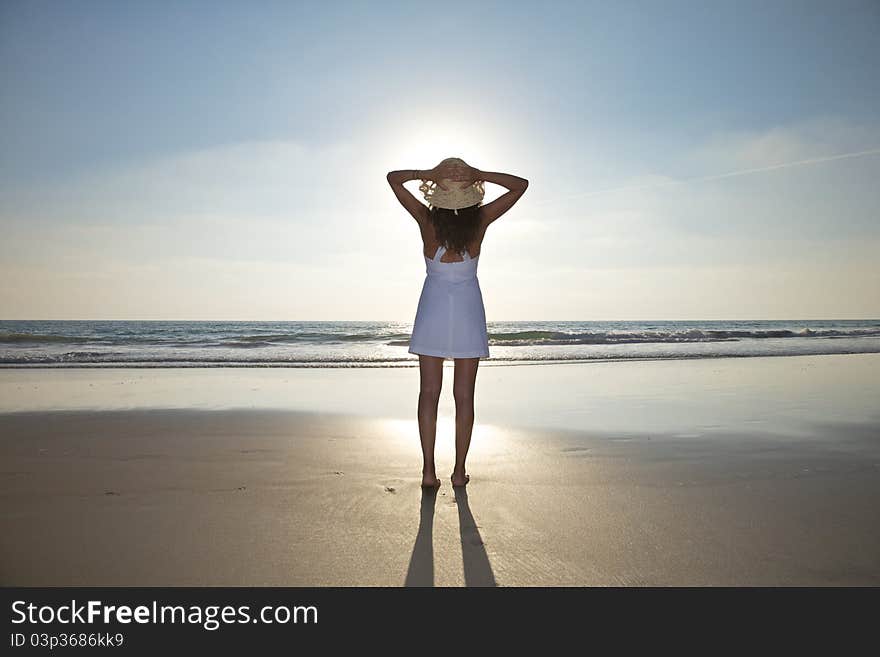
[404,485,497,587]
[404,488,438,586]
[454,486,497,587]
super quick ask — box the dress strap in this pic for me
[432,244,472,261]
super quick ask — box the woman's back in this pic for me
[423,243,480,283]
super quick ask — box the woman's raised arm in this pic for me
[385,169,447,225]
[475,170,529,229]
[386,168,444,225]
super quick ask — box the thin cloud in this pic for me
[530,147,880,207]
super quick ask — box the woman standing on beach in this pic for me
[386,158,529,489]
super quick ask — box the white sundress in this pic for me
[408,243,490,359]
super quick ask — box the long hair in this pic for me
[427,203,483,256]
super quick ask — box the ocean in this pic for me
[1,319,879,368]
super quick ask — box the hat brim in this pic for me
[422,180,485,210]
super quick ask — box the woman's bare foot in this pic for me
[421,471,441,489]
[451,470,470,487]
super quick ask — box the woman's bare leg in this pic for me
[417,355,444,487]
[452,357,480,486]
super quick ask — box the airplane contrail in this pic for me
[529,147,880,207]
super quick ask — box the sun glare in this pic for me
[380,417,507,459]
[376,112,500,178]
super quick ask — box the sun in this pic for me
[376,111,498,176]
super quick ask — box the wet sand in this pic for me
[1,400,879,585]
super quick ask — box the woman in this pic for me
[386,157,529,489]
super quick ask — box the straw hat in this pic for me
[419,157,485,213]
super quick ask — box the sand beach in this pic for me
[1,353,878,586]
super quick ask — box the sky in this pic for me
[1,0,878,320]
